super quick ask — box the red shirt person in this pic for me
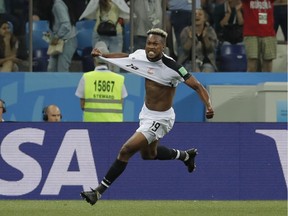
[242,0,277,72]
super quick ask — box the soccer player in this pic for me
[80,28,214,205]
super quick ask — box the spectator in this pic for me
[214,0,244,44]
[179,9,218,72]
[0,98,6,122]
[75,41,128,122]
[274,0,287,42]
[0,19,21,72]
[242,0,277,72]
[46,0,77,72]
[0,0,22,36]
[0,0,29,61]
[5,0,29,61]
[132,0,163,51]
[79,0,129,54]
[167,0,201,62]
[42,104,62,122]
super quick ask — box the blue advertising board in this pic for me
[0,122,287,200]
[0,72,286,122]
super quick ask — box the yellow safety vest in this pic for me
[83,70,125,122]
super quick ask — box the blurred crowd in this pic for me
[0,0,287,73]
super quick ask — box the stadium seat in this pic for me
[26,20,50,50]
[76,19,96,57]
[25,21,50,71]
[33,48,49,72]
[219,44,247,72]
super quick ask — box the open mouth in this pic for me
[147,50,156,58]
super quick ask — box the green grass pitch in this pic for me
[0,200,286,216]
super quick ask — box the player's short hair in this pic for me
[147,28,168,39]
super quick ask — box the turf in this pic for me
[0,200,286,216]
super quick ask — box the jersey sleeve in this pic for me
[162,55,191,81]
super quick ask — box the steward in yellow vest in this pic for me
[83,67,125,122]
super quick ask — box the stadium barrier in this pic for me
[0,122,286,200]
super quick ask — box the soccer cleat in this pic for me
[80,188,101,205]
[184,148,198,173]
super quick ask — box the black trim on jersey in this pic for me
[161,55,191,81]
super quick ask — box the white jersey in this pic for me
[100,49,191,87]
